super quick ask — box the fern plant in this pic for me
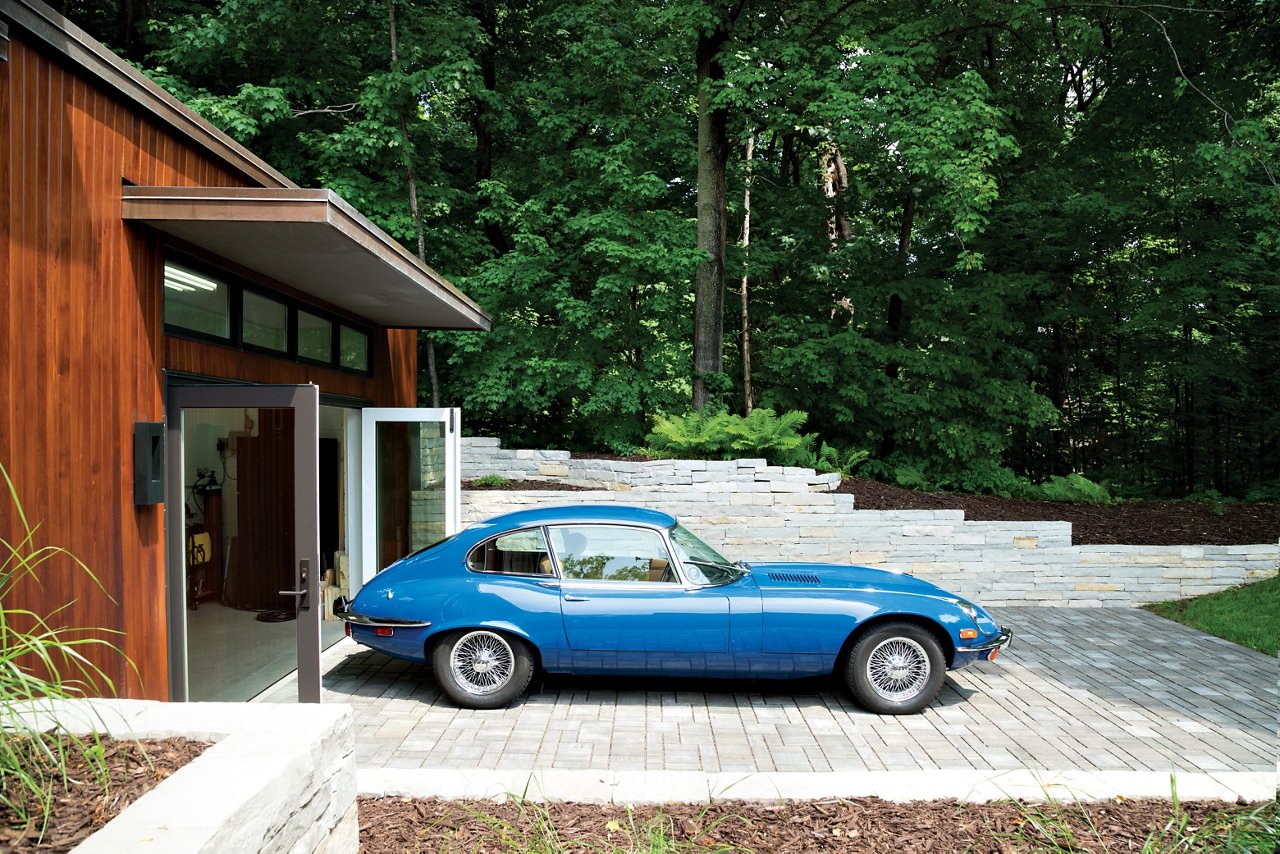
[646,408,825,468]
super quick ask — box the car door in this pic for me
[548,524,732,674]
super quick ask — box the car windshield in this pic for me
[669,524,744,586]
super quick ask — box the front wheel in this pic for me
[432,629,534,709]
[845,622,945,715]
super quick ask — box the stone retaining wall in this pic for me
[14,699,358,853]
[463,490,1279,608]
[462,437,841,491]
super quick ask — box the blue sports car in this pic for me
[334,505,1011,714]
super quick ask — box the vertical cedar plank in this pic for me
[0,10,10,480]
[2,30,418,700]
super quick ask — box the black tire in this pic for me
[844,621,946,715]
[431,629,534,709]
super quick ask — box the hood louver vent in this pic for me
[767,572,822,585]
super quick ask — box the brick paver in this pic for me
[260,608,1277,775]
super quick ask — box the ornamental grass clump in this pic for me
[1,463,128,842]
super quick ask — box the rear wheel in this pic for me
[432,629,534,709]
[845,622,945,715]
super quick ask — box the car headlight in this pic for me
[955,600,979,621]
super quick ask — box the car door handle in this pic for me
[563,594,590,602]
[536,580,560,589]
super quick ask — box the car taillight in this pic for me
[344,622,351,638]
[375,627,395,637]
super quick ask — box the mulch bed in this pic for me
[359,796,1271,852]
[465,479,591,491]
[838,477,1280,546]
[0,736,209,853]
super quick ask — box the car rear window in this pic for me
[466,528,554,576]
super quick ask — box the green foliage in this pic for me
[1,464,128,839]
[65,0,1280,501]
[1032,474,1112,505]
[813,444,870,478]
[470,474,511,488]
[1145,575,1280,656]
[1244,481,1280,503]
[646,408,818,468]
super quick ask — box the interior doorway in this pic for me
[166,384,322,703]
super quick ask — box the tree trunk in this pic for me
[692,26,730,410]
[388,0,440,406]
[740,134,754,415]
[472,0,511,256]
[822,143,852,241]
[878,190,916,460]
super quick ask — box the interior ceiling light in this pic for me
[164,264,221,293]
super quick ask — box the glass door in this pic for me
[166,384,322,702]
[358,408,460,587]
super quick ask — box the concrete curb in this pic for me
[359,767,1276,805]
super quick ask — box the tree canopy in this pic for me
[71,0,1280,499]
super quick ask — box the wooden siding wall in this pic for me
[0,32,417,700]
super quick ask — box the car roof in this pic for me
[467,504,678,532]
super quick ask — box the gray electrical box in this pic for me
[134,422,164,505]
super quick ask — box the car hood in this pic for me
[744,561,955,600]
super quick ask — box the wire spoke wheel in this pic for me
[449,631,516,695]
[865,636,931,702]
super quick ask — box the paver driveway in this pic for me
[261,607,1277,776]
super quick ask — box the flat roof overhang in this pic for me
[122,186,491,331]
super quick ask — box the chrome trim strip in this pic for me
[334,608,432,629]
[957,628,1012,653]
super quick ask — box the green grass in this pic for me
[1144,575,1280,656]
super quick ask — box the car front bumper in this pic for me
[953,626,1012,668]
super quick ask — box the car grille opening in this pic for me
[766,572,822,585]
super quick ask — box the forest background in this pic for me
[66,0,1280,501]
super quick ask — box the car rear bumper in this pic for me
[331,596,431,628]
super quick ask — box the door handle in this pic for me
[536,580,560,589]
[563,594,590,602]
[279,559,310,611]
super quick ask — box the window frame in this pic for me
[161,252,374,376]
[465,526,556,578]
[546,523,682,585]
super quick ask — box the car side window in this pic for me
[548,525,677,583]
[466,528,554,575]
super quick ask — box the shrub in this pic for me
[1244,480,1280,502]
[1032,473,1112,505]
[645,408,819,468]
[937,461,1032,499]
[470,474,511,488]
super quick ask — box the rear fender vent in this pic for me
[767,572,822,585]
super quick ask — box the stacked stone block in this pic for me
[461,489,1278,609]
[462,436,841,491]
[409,433,448,549]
